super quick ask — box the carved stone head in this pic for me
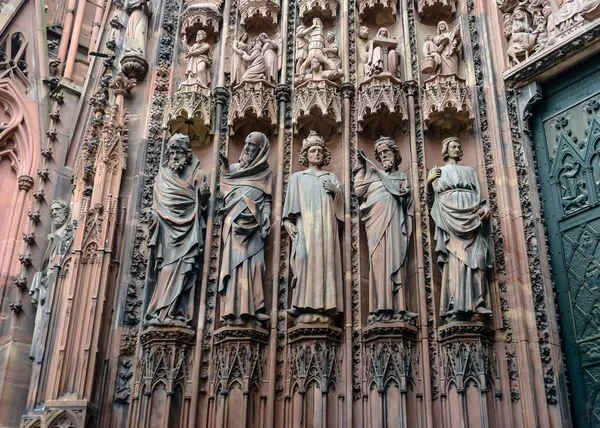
[196,30,207,43]
[49,200,69,229]
[241,132,268,167]
[441,136,464,161]
[167,133,193,171]
[326,31,336,43]
[376,27,390,38]
[437,20,449,34]
[312,17,323,28]
[374,137,401,172]
[358,26,369,39]
[299,131,331,167]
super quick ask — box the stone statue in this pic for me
[297,18,337,75]
[554,0,584,31]
[123,0,152,59]
[283,131,343,324]
[145,133,210,327]
[354,138,415,323]
[29,200,73,360]
[324,31,341,70]
[421,21,462,76]
[426,137,493,323]
[232,36,267,83]
[364,27,401,78]
[295,25,309,72]
[181,30,213,88]
[230,33,249,87]
[260,33,280,83]
[504,7,540,64]
[218,132,273,325]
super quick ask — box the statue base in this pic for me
[163,85,212,145]
[363,321,418,342]
[119,53,148,79]
[437,322,494,395]
[422,74,473,135]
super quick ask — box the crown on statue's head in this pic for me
[301,130,325,150]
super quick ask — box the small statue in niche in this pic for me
[283,131,344,324]
[560,162,588,212]
[354,137,415,323]
[554,0,584,32]
[29,200,73,361]
[297,18,338,75]
[324,31,341,70]
[230,33,249,87]
[504,7,541,64]
[260,32,280,83]
[295,25,310,72]
[232,36,267,82]
[123,0,152,60]
[145,133,210,327]
[364,27,401,78]
[426,137,494,323]
[181,30,213,89]
[218,132,273,326]
[420,21,462,76]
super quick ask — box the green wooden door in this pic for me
[532,60,600,428]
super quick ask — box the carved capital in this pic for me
[340,82,356,100]
[275,83,292,103]
[403,80,419,97]
[213,86,230,106]
[17,175,34,191]
[110,72,137,97]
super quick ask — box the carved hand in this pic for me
[478,205,491,220]
[427,166,441,184]
[262,214,271,239]
[200,182,211,199]
[148,212,158,233]
[283,220,298,240]
[323,180,338,195]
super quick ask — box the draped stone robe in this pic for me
[427,163,494,320]
[146,158,207,324]
[218,149,272,321]
[355,166,412,315]
[283,169,344,315]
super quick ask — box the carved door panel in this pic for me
[532,61,600,428]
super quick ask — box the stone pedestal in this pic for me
[228,80,277,137]
[127,327,195,428]
[120,53,148,79]
[286,323,343,426]
[357,0,397,25]
[437,322,496,425]
[212,326,268,427]
[163,85,213,145]
[422,74,473,135]
[361,322,418,427]
[293,80,341,140]
[357,74,407,138]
